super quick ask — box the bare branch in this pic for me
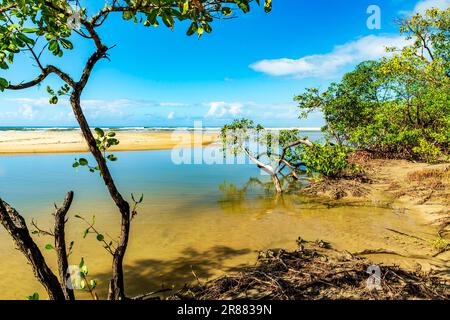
[6,65,76,90]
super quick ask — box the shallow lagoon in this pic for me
[0,147,437,299]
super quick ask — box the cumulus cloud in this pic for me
[250,35,409,79]
[204,101,244,118]
[410,0,450,14]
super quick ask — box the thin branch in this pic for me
[6,65,76,90]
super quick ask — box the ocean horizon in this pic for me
[0,126,323,132]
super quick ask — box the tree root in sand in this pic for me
[173,239,449,300]
[301,178,370,200]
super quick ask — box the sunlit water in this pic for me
[0,145,442,299]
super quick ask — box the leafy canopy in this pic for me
[295,8,449,162]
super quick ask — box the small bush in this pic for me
[301,142,353,179]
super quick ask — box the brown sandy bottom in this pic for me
[0,130,218,154]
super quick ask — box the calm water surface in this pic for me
[0,146,438,299]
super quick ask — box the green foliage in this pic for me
[73,128,119,172]
[75,214,116,255]
[26,292,39,300]
[301,142,353,179]
[46,84,70,105]
[221,119,352,180]
[295,8,450,163]
[431,237,449,251]
[220,118,265,156]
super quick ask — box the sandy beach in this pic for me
[0,130,218,154]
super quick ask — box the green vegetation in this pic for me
[301,142,354,178]
[223,8,448,188]
[295,8,449,163]
[220,119,355,192]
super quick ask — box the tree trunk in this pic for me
[0,199,65,300]
[271,174,282,193]
[69,90,130,300]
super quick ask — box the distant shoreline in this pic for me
[0,131,218,154]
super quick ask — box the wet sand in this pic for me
[0,130,218,154]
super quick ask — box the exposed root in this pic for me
[301,178,370,200]
[173,239,449,300]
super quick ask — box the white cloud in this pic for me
[159,102,187,107]
[250,35,409,79]
[19,105,36,119]
[167,111,175,119]
[411,0,449,14]
[204,101,243,118]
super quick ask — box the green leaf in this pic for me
[0,77,9,91]
[48,40,58,53]
[94,127,105,138]
[186,22,197,36]
[81,265,88,276]
[182,0,189,14]
[107,154,118,162]
[59,38,73,50]
[45,244,54,250]
[22,28,40,34]
[27,292,39,300]
[264,0,273,13]
[16,33,34,45]
[221,7,232,16]
[236,1,250,13]
[46,86,55,95]
[78,158,88,166]
[96,234,104,241]
[197,27,204,38]
[49,96,58,104]
[89,279,98,289]
[122,11,134,21]
[161,12,174,30]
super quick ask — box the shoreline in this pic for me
[300,158,450,260]
[0,131,218,154]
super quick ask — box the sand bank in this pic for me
[0,130,218,154]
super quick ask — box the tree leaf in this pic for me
[94,128,105,138]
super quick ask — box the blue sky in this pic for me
[0,0,448,127]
